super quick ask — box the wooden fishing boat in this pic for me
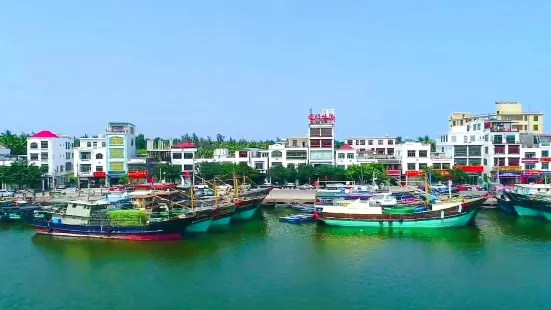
[504,189,551,220]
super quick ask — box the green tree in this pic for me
[198,162,265,185]
[119,175,129,185]
[285,166,298,184]
[0,130,28,156]
[417,135,436,152]
[296,164,314,184]
[152,164,182,183]
[0,161,46,189]
[345,163,389,185]
[268,165,287,184]
[421,166,445,183]
[447,168,469,184]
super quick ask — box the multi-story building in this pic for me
[27,130,74,189]
[268,141,308,168]
[395,142,432,174]
[170,142,197,185]
[449,101,543,134]
[105,122,136,185]
[73,136,107,187]
[308,109,335,165]
[0,145,9,158]
[343,137,397,156]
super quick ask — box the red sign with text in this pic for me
[308,113,335,124]
[405,170,423,177]
[93,171,106,178]
[385,170,401,176]
[128,171,147,179]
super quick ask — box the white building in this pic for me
[308,109,335,165]
[268,138,309,169]
[27,130,74,189]
[0,145,10,158]
[343,136,397,156]
[73,136,107,187]
[105,122,137,185]
[170,142,197,184]
[394,142,432,174]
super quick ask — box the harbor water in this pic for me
[1,209,551,310]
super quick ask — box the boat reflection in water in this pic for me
[484,210,551,242]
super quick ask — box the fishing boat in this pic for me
[0,200,43,222]
[32,200,193,241]
[503,184,551,219]
[316,174,485,228]
[230,175,271,221]
[496,192,516,214]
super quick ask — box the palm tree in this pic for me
[417,135,436,152]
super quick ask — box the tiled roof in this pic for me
[31,131,59,138]
[338,144,354,150]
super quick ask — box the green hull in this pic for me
[383,207,416,215]
[186,219,213,233]
[231,206,258,221]
[210,216,232,226]
[513,206,544,218]
[542,212,551,221]
[321,209,478,228]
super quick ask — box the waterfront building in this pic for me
[73,136,107,187]
[449,101,544,134]
[308,109,335,166]
[105,122,137,185]
[268,138,309,169]
[343,136,397,156]
[146,139,173,163]
[395,141,432,174]
[170,142,197,185]
[27,130,74,189]
[0,145,9,158]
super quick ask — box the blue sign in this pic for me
[498,172,520,178]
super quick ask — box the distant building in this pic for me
[73,136,107,188]
[105,122,136,185]
[308,109,335,166]
[170,142,197,185]
[0,145,10,158]
[27,130,74,189]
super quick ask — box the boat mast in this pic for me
[190,186,195,210]
[424,172,430,205]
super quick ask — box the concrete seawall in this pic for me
[262,189,317,205]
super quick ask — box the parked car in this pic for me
[456,184,476,191]
[0,189,14,197]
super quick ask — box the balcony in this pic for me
[493,139,519,144]
[488,122,519,132]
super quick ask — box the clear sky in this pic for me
[1,1,550,140]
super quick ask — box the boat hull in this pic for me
[318,197,485,229]
[186,219,213,233]
[211,216,232,226]
[231,206,259,220]
[505,191,551,220]
[496,197,516,214]
[32,223,181,241]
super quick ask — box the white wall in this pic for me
[74,137,106,177]
[395,142,432,173]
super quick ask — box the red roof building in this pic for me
[338,144,354,151]
[31,130,60,138]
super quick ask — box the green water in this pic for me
[1,209,551,310]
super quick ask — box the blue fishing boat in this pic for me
[0,202,43,223]
[185,208,213,233]
[279,214,314,224]
[496,193,516,214]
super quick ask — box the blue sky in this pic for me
[1,1,550,140]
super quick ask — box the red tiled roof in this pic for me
[172,142,196,149]
[31,130,59,138]
[339,144,354,150]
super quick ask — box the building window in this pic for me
[387,148,394,155]
[346,153,354,159]
[87,142,92,147]
[96,166,104,172]
[508,158,520,166]
[41,164,49,171]
[418,163,428,170]
[80,164,92,173]
[463,136,468,143]
[378,140,384,145]
[442,163,451,169]
[80,152,91,160]
[102,142,106,147]
[542,163,549,170]
[40,141,48,148]
[454,146,468,157]
[388,140,394,145]
[292,140,297,147]
[183,153,193,159]
[254,162,264,170]
[109,162,124,172]
[534,115,539,121]
[93,142,97,147]
[407,163,416,170]
[484,147,489,154]
[493,135,503,144]
[525,164,536,170]
[451,136,457,142]
[320,128,332,137]
[368,140,373,145]
[468,158,481,166]
[470,135,475,142]
[455,158,468,166]
[109,137,124,146]
[542,150,549,157]
[534,125,539,131]
[30,153,38,160]
[321,140,332,148]
[419,150,427,157]
[407,150,416,157]
[483,159,487,165]
[109,148,124,159]
[347,140,353,145]
[525,152,536,159]
[96,153,103,160]
[172,152,182,160]
[183,164,193,171]
[238,151,248,158]
[310,140,321,148]
[508,145,520,154]
[309,128,321,137]
[271,150,283,158]
[494,146,505,154]
[29,142,38,149]
[66,162,72,172]
[310,150,333,161]
[286,150,307,159]
[338,153,345,159]
[38,152,47,160]
[468,146,481,156]
[360,140,365,145]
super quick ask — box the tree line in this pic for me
[0,161,47,189]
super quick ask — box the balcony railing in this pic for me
[493,140,519,144]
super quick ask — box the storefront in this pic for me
[456,166,484,185]
[493,166,522,185]
[128,170,148,185]
[385,169,401,180]
[521,170,542,184]
[403,170,423,186]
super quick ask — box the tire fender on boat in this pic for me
[440,210,445,219]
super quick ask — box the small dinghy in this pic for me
[279,214,314,224]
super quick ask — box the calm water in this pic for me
[2,209,551,310]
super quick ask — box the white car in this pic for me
[0,189,14,197]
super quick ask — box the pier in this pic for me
[262,189,316,205]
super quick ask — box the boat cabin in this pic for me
[58,200,111,225]
[512,184,551,195]
[370,193,397,206]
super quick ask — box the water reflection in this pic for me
[31,218,267,265]
[481,211,551,242]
